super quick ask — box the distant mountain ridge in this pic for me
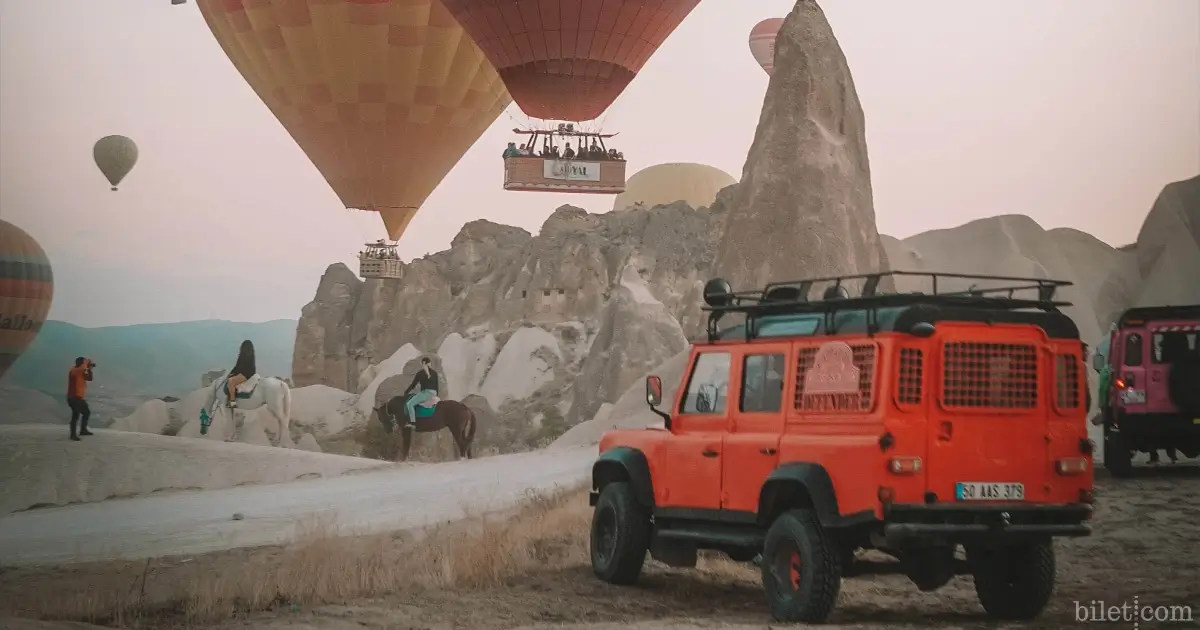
[4,319,297,400]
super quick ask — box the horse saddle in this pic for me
[224,375,260,400]
[404,393,438,419]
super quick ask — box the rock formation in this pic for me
[1129,174,1200,307]
[882,215,1140,346]
[712,0,890,291]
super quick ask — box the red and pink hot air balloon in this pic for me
[748,17,784,75]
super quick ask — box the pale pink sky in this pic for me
[1,0,1196,327]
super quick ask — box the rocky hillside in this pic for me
[291,0,900,450]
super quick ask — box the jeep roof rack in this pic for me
[700,270,1073,343]
[1118,304,1200,326]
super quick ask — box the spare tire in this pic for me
[1167,356,1200,413]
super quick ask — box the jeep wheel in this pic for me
[969,541,1056,620]
[761,509,842,623]
[1104,425,1133,478]
[590,482,650,585]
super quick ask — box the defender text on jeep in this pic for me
[587,271,1094,623]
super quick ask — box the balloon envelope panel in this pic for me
[0,220,54,380]
[196,0,512,240]
[442,0,702,122]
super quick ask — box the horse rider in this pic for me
[402,357,440,428]
[226,339,257,408]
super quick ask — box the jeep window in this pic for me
[681,352,731,414]
[1123,333,1143,367]
[740,353,786,412]
[1152,331,1198,364]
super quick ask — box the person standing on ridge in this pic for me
[402,357,440,428]
[66,357,94,441]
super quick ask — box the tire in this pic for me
[590,482,650,585]
[969,541,1056,621]
[1104,423,1133,478]
[760,509,842,623]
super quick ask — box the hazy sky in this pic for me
[1,1,1196,327]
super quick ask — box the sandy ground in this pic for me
[0,444,594,566]
[0,426,392,516]
[3,466,1197,630]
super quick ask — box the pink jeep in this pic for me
[1096,305,1200,476]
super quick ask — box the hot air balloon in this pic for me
[196,0,512,247]
[93,135,138,191]
[0,220,54,380]
[441,0,703,122]
[749,18,784,75]
[612,163,736,212]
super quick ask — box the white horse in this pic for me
[199,375,293,447]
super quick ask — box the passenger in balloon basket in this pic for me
[66,357,95,441]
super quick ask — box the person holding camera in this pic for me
[67,357,95,441]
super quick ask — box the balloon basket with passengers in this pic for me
[502,124,626,194]
[358,240,403,280]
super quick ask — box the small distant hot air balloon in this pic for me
[0,220,54,380]
[93,135,138,191]
[442,0,704,122]
[749,18,785,75]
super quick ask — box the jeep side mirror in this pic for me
[1092,353,1104,372]
[645,375,672,430]
[646,375,663,407]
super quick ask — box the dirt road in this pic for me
[0,445,593,566]
[4,465,1197,629]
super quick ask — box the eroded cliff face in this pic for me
[293,201,727,430]
[713,0,891,291]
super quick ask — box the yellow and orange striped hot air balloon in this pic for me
[0,220,54,380]
[196,0,512,241]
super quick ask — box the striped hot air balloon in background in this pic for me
[0,220,54,380]
[749,17,784,76]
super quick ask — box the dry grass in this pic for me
[2,485,597,626]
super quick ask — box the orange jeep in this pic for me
[588,271,1094,623]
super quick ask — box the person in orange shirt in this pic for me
[67,357,94,441]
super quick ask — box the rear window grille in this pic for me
[942,342,1038,409]
[794,342,876,412]
[898,348,924,405]
[1055,354,1080,408]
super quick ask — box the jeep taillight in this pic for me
[888,457,922,474]
[1055,457,1088,475]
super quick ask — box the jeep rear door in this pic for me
[927,325,1048,504]
[721,344,789,513]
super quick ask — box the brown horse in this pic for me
[376,394,477,461]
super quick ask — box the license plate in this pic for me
[956,482,1024,501]
[1120,389,1146,404]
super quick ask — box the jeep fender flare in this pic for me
[757,463,840,528]
[592,446,655,509]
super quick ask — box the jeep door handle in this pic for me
[701,449,719,458]
[759,447,777,455]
